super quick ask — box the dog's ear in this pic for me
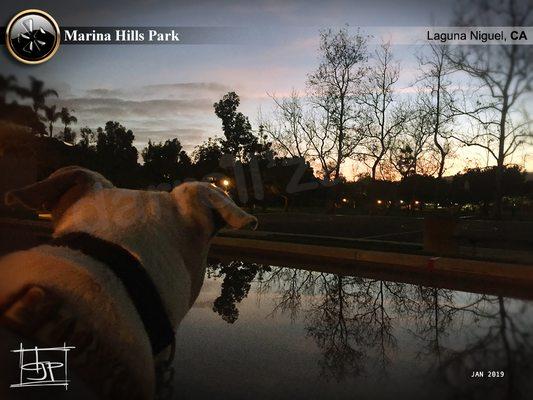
[199,183,258,231]
[5,166,113,212]
[172,182,258,233]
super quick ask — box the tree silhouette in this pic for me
[192,138,224,179]
[15,76,58,113]
[78,126,96,150]
[360,42,407,180]
[264,90,311,159]
[95,121,139,186]
[42,104,61,137]
[210,261,267,323]
[260,267,318,321]
[391,107,438,177]
[202,261,533,396]
[214,92,271,162]
[451,166,526,215]
[305,274,369,380]
[263,269,407,381]
[436,295,533,400]
[0,75,19,104]
[142,138,191,184]
[59,107,77,134]
[307,28,368,181]
[392,144,417,179]
[416,43,456,178]
[410,286,456,367]
[58,127,77,144]
[0,75,45,134]
[448,0,533,218]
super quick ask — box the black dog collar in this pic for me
[51,231,174,355]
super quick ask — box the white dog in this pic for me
[0,166,257,399]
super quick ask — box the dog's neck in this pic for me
[52,188,206,327]
[50,231,175,354]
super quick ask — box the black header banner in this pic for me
[1,26,251,45]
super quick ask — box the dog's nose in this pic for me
[245,217,259,231]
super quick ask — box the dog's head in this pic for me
[171,181,257,237]
[5,166,257,239]
[5,166,114,221]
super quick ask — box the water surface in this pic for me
[174,261,533,400]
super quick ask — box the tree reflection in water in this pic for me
[436,295,533,400]
[206,261,533,397]
[209,261,270,323]
[410,286,456,364]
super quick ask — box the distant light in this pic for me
[38,213,52,220]
[377,199,382,205]
[342,198,348,203]
[414,200,420,205]
[400,200,404,204]
[222,179,230,187]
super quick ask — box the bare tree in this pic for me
[448,0,533,217]
[391,106,439,178]
[300,109,339,180]
[411,287,455,366]
[359,42,408,180]
[306,28,368,181]
[264,90,311,159]
[263,92,341,184]
[416,44,456,178]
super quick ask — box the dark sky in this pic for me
[1,0,530,174]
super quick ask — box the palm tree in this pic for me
[43,104,61,137]
[16,76,58,112]
[0,75,19,104]
[60,107,77,133]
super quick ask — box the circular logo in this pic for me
[5,9,61,64]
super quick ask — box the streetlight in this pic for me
[342,197,348,203]
[414,200,420,205]
[377,199,382,205]
[222,179,230,188]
